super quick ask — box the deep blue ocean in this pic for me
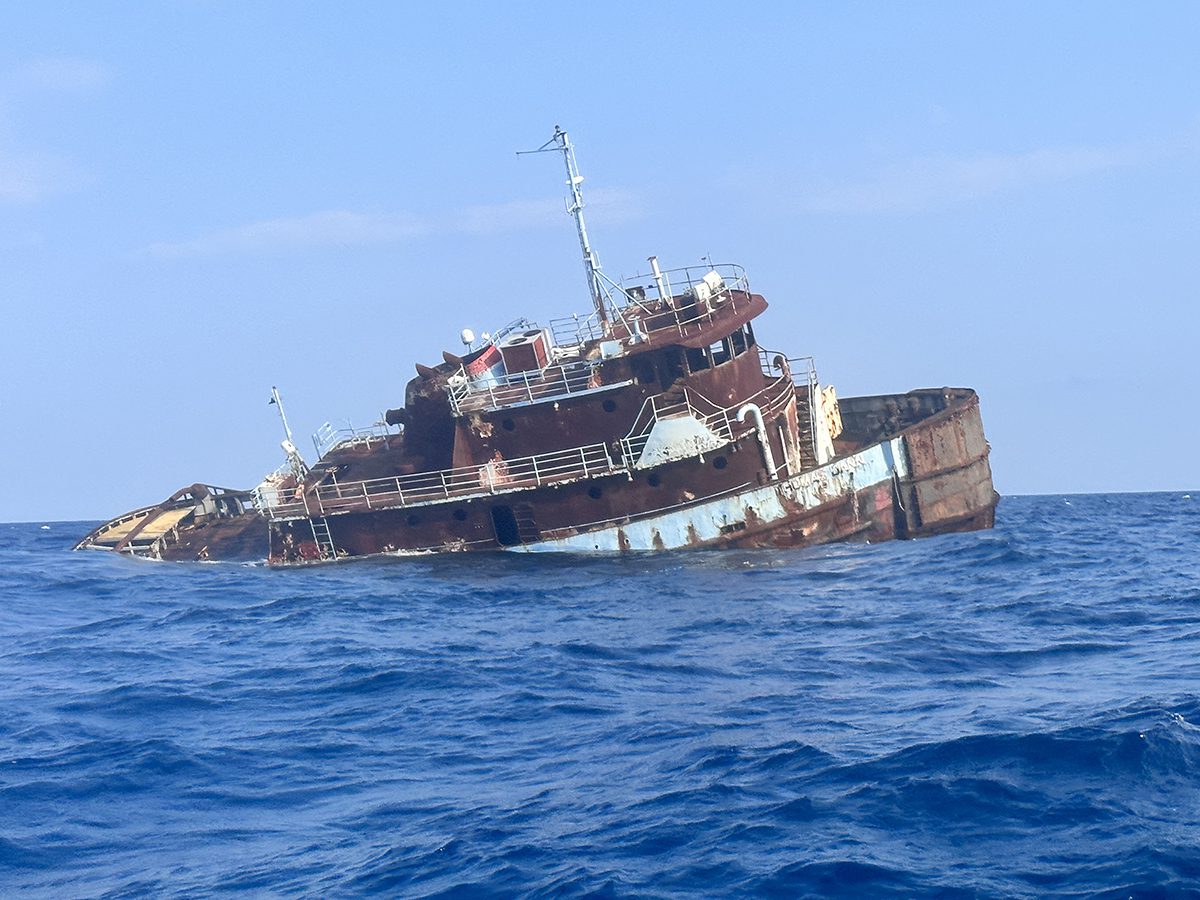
[3,493,1199,898]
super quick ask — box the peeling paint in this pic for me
[514,436,909,553]
[635,415,726,469]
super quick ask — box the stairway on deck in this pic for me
[793,389,818,470]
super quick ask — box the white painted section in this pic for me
[635,415,725,469]
[813,383,838,465]
[513,436,909,553]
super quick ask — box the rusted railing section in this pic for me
[619,373,796,464]
[628,265,752,342]
[254,443,618,520]
[549,264,751,349]
[549,311,606,348]
[759,350,820,466]
[312,421,395,458]
[448,359,621,415]
[758,350,816,390]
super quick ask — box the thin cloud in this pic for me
[794,140,1179,214]
[5,58,111,94]
[454,187,639,234]
[144,211,430,258]
[144,188,642,257]
[454,197,563,235]
[0,143,84,203]
[0,149,50,201]
[0,57,111,203]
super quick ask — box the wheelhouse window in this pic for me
[709,340,731,366]
[729,327,747,357]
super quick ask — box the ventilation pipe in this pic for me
[737,403,778,480]
[649,256,671,303]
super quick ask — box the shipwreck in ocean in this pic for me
[76,127,999,565]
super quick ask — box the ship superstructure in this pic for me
[76,129,998,564]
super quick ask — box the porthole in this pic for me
[647,473,661,487]
[602,398,617,413]
[713,456,728,470]
[452,508,467,521]
[502,418,515,431]
[588,485,603,500]
[406,514,421,527]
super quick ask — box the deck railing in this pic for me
[759,350,820,464]
[255,442,619,520]
[549,264,751,350]
[549,311,605,349]
[618,373,795,466]
[254,367,800,522]
[759,350,816,390]
[312,421,395,457]
[447,359,613,415]
[623,264,752,341]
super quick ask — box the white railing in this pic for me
[618,264,751,341]
[257,442,619,520]
[548,263,751,350]
[257,373,801,521]
[249,459,304,514]
[312,420,395,457]
[448,359,626,415]
[618,373,795,466]
[759,351,817,389]
[549,311,605,348]
[759,350,819,460]
[618,390,733,464]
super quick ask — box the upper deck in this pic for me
[447,263,766,417]
[550,262,764,351]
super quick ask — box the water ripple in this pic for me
[3,494,1200,895]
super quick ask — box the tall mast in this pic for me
[270,385,307,479]
[519,126,609,331]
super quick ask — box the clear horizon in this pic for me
[5,490,1194,528]
[3,2,1197,521]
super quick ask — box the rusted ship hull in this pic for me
[514,388,996,552]
[76,132,999,566]
[75,388,997,565]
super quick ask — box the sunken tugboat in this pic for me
[76,128,999,565]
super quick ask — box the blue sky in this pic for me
[2,2,1197,521]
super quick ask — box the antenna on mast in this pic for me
[518,125,609,332]
[269,386,308,480]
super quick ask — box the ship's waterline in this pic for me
[75,129,997,564]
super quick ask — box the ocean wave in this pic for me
[5,495,1200,896]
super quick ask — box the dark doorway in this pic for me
[491,505,521,546]
[657,349,686,390]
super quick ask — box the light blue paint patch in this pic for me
[512,438,903,553]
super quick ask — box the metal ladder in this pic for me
[309,517,338,560]
[512,503,541,544]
